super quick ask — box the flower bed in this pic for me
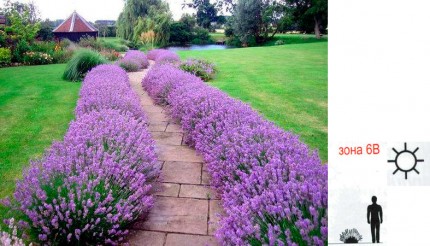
[9,65,158,245]
[117,50,149,72]
[178,58,217,81]
[146,49,180,63]
[142,64,328,245]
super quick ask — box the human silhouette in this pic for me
[367,196,383,243]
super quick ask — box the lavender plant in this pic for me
[117,57,140,72]
[142,65,328,245]
[122,50,149,69]
[142,64,203,105]
[0,218,26,246]
[10,64,158,245]
[75,65,145,119]
[178,59,217,81]
[146,49,179,63]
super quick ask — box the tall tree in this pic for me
[182,0,220,29]
[287,0,327,38]
[196,0,217,29]
[117,0,171,43]
[231,0,288,45]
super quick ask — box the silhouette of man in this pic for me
[367,196,383,243]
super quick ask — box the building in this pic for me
[53,11,98,42]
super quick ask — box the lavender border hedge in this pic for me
[117,50,149,72]
[10,65,158,245]
[142,63,328,245]
[147,49,180,63]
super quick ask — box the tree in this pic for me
[287,0,327,38]
[117,0,171,43]
[196,0,217,29]
[169,21,192,44]
[182,0,220,30]
[117,0,171,46]
[231,0,288,45]
[0,0,41,62]
[233,0,261,46]
[37,19,53,40]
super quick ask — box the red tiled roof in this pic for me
[53,11,97,33]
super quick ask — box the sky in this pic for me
[8,0,196,22]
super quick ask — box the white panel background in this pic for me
[329,0,430,245]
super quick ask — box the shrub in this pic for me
[59,38,72,49]
[12,40,30,63]
[52,49,74,64]
[142,65,328,245]
[191,27,212,45]
[142,63,203,105]
[0,48,12,67]
[117,58,140,72]
[30,41,56,54]
[147,49,179,63]
[123,50,149,69]
[100,49,121,61]
[62,49,107,81]
[179,59,217,81]
[22,51,53,65]
[0,218,26,246]
[78,36,102,51]
[275,39,285,45]
[9,64,158,245]
[98,39,129,52]
[14,109,157,245]
[75,65,146,120]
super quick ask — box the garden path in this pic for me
[126,64,222,246]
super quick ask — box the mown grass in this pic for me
[264,34,328,46]
[179,41,328,161]
[0,64,81,220]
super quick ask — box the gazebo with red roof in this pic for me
[53,11,98,42]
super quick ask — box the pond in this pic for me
[165,44,231,52]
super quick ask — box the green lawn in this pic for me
[178,41,328,161]
[0,64,81,219]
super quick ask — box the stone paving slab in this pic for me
[128,230,166,246]
[142,105,165,113]
[165,234,218,246]
[152,132,184,146]
[179,184,218,200]
[153,183,180,197]
[135,197,209,235]
[162,161,202,184]
[147,111,171,123]
[201,164,210,185]
[209,200,225,236]
[165,123,184,133]
[157,144,204,162]
[148,123,168,132]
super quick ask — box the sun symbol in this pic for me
[388,143,424,180]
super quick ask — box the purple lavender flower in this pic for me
[141,65,328,245]
[11,64,158,245]
[146,49,179,63]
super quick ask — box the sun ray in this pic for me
[392,148,399,154]
[414,169,420,174]
[418,159,424,162]
[404,142,407,151]
[413,147,419,154]
[393,169,399,175]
